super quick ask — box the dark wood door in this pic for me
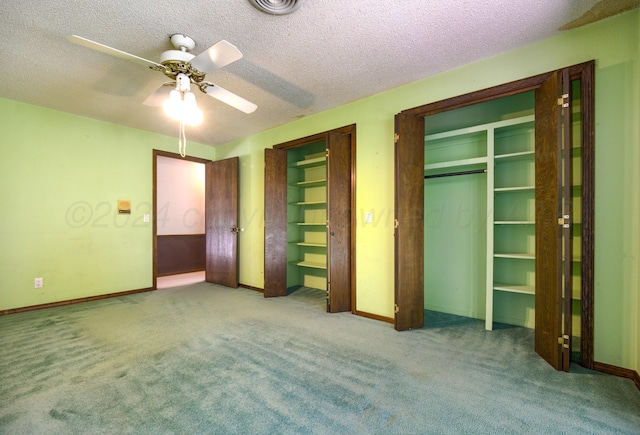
[205,157,240,288]
[263,148,288,297]
[534,71,563,370]
[394,112,425,330]
[327,132,352,312]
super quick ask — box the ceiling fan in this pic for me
[66,34,257,115]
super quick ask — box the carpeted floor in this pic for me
[0,283,638,434]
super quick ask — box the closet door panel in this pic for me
[534,71,562,370]
[327,132,352,313]
[394,112,425,330]
[264,148,288,297]
[205,157,240,288]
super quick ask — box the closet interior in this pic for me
[287,140,328,291]
[423,88,584,357]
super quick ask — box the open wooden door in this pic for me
[327,132,352,312]
[394,112,425,330]
[534,71,562,370]
[205,157,240,288]
[264,148,288,297]
[535,68,577,372]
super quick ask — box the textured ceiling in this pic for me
[0,0,636,147]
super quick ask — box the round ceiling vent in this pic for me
[249,0,304,15]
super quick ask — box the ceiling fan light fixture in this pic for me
[182,92,204,127]
[163,90,203,127]
[249,0,304,15]
[162,89,182,120]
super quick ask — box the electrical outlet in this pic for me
[34,277,43,288]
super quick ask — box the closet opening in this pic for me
[395,61,594,371]
[264,125,356,314]
[423,91,537,331]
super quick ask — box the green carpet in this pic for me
[0,283,638,434]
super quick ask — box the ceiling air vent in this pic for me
[249,0,304,15]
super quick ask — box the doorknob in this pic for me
[230,226,240,233]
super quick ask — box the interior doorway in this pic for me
[153,150,209,289]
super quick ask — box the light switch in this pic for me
[143,214,150,223]
[365,211,373,223]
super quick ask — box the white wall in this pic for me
[157,156,205,235]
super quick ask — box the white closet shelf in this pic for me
[292,200,326,206]
[293,261,327,270]
[424,156,487,171]
[425,114,534,141]
[495,150,535,161]
[493,284,535,295]
[494,221,535,225]
[294,242,326,247]
[494,253,535,259]
[291,156,326,167]
[296,222,326,226]
[494,186,534,192]
[293,179,326,187]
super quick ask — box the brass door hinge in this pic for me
[394,133,400,144]
[558,215,570,228]
[558,93,569,108]
[394,304,399,314]
[557,334,570,348]
[394,219,399,229]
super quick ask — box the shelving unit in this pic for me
[287,145,327,290]
[490,117,536,329]
[424,114,537,330]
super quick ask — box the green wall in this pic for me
[0,101,214,309]
[215,11,639,371]
[0,11,637,372]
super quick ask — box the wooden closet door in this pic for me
[394,112,425,330]
[205,157,240,288]
[534,71,562,370]
[264,148,288,297]
[327,132,352,312]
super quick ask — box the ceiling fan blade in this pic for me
[190,40,243,73]
[67,35,164,69]
[201,84,257,114]
[143,83,174,106]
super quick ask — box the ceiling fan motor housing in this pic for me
[158,34,207,82]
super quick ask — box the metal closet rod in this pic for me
[424,169,487,179]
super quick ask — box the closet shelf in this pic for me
[294,242,326,247]
[493,284,535,295]
[494,186,534,192]
[290,156,326,168]
[291,179,326,188]
[424,156,487,171]
[494,221,535,225]
[494,150,535,161]
[292,261,327,270]
[292,200,326,206]
[296,222,326,226]
[494,253,535,259]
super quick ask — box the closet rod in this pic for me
[424,169,487,179]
